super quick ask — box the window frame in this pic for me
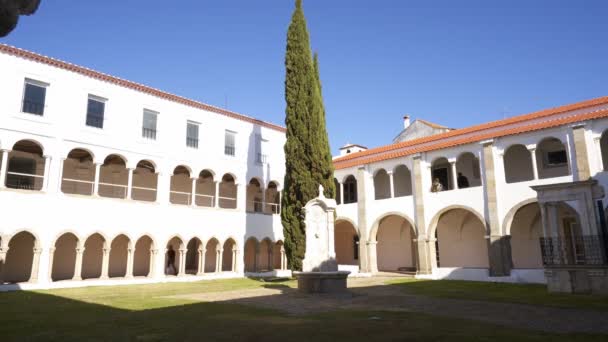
[186,121,200,149]
[142,109,159,140]
[224,130,236,156]
[85,94,107,129]
[21,78,49,116]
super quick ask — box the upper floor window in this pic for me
[22,79,48,116]
[225,130,236,156]
[255,134,268,164]
[186,121,199,149]
[142,109,158,140]
[86,95,106,129]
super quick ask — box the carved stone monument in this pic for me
[294,185,350,293]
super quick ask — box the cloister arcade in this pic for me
[373,215,417,272]
[243,237,287,273]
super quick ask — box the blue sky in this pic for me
[2,1,607,154]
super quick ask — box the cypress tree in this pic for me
[281,0,334,270]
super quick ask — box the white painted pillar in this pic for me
[156,172,170,204]
[340,182,344,204]
[126,168,134,199]
[178,248,187,276]
[450,161,457,190]
[232,247,238,272]
[387,171,395,198]
[215,247,222,273]
[93,162,102,196]
[0,149,10,189]
[196,247,205,275]
[100,246,110,279]
[47,247,55,282]
[237,183,246,210]
[214,181,220,208]
[42,155,52,192]
[191,177,197,206]
[529,147,539,180]
[280,246,286,270]
[28,247,42,283]
[148,249,157,278]
[201,248,207,274]
[56,158,65,193]
[125,245,134,278]
[73,246,84,281]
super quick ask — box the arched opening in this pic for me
[195,170,215,207]
[503,144,534,183]
[334,178,341,204]
[456,152,481,188]
[537,137,570,179]
[247,178,263,213]
[52,233,78,281]
[373,169,391,200]
[82,233,105,279]
[108,234,130,278]
[222,238,237,271]
[335,220,359,266]
[165,237,183,276]
[375,215,416,272]
[555,203,584,264]
[204,238,220,273]
[132,160,157,202]
[510,203,542,269]
[219,174,237,209]
[4,231,36,283]
[343,175,358,204]
[7,140,45,190]
[244,238,258,272]
[265,181,280,214]
[185,238,202,274]
[61,148,95,195]
[170,166,191,205]
[259,239,272,272]
[430,157,452,191]
[435,208,489,268]
[393,165,412,197]
[273,241,284,270]
[601,131,608,171]
[98,154,128,199]
[133,235,153,277]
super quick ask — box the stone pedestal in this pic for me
[294,271,350,293]
[545,267,608,295]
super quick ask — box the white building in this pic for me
[1,43,608,290]
[0,44,289,290]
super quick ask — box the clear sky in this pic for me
[2,1,607,154]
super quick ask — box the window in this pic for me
[22,79,47,115]
[86,95,106,128]
[142,109,158,140]
[546,150,567,166]
[255,134,268,163]
[225,130,236,156]
[343,176,358,204]
[186,121,199,148]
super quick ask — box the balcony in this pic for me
[186,137,198,149]
[142,127,157,140]
[225,145,235,156]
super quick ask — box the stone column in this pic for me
[450,161,458,190]
[528,147,539,180]
[126,168,134,199]
[214,181,220,208]
[73,246,84,281]
[482,140,512,276]
[196,247,205,275]
[412,155,431,274]
[100,246,110,279]
[190,177,197,207]
[148,249,157,278]
[236,183,246,211]
[56,158,65,193]
[93,162,102,196]
[28,247,43,283]
[356,167,371,272]
[47,247,55,282]
[42,155,52,192]
[178,248,187,276]
[0,149,10,189]
[340,182,344,205]
[387,171,395,198]
[595,137,604,172]
[280,245,287,270]
[367,241,378,273]
[232,247,238,272]
[125,245,134,278]
[572,124,591,181]
[215,247,222,273]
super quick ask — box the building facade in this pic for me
[0,45,289,290]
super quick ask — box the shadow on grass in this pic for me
[0,279,607,341]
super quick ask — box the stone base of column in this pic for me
[415,239,433,275]
[488,235,512,277]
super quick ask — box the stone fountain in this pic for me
[293,185,350,293]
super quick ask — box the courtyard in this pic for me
[1,276,607,341]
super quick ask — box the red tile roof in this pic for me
[0,44,286,133]
[334,97,608,170]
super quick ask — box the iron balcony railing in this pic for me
[86,115,104,128]
[142,127,157,140]
[540,235,608,266]
[256,153,267,164]
[186,137,199,149]
[225,145,235,156]
[22,100,44,115]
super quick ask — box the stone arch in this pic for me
[61,148,95,195]
[502,198,538,236]
[185,237,203,274]
[370,212,417,240]
[370,213,417,272]
[219,173,237,209]
[342,175,358,204]
[132,160,157,202]
[265,181,280,214]
[204,237,220,273]
[51,232,80,281]
[195,169,215,207]
[431,206,489,268]
[373,168,391,200]
[165,235,185,276]
[7,139,45,190]
[108,234,131,278]
[508,201,542,269]
[503,144,534,183]
[170,165,192,205]
[99,154,128,199]
[259,238,273,271]
[455,152,481,188]
[393,164,412,197]
[4,231,37,283]
[430,156,452,191]
[244,237,258,272]
[133,235,154,277]
[536,136,570,179]
[335,219,359,266]
[81,232,107,279]
[222,237,238,272]
[247,178,264,213]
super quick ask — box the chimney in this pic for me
[403,115,411,129]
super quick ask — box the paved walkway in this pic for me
[168,276,608,334]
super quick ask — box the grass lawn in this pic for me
[389,278,608,311]
[0,278,605,341]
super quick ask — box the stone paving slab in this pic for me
[166,277,608,334]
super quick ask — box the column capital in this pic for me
[0,148,10,153]
[33,247,43,254]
